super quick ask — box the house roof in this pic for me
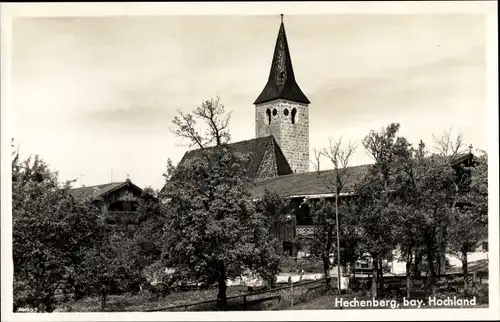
[449,259,488,274]
[254,19,310,105]
[451,152,475,166]
[69,179,143,200]
[174,135,293,181]
[249,164,371,199]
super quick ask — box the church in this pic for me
[171,16,369,255]
[174,15,475,257]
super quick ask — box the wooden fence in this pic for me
[144,277,331,312]
[349,272,488,295]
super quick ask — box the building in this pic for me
[69,178,145,215]
[173,16,480,258]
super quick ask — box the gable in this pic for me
[255,136,294,179]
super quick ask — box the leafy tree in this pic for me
[356,123,404,298]
[448,150,488,293]
[75,188,164,310]
[432,129,469,275]
[392,138,457,297]
[134,188,165,273]
[12,154,102,312]
[391,138,427,298]
[353,173,398,299]
[254,189,291,287]
[308,199,336,285]
[78,233,144,311]
[161,97,280,309]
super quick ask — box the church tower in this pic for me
[254,15,310,174]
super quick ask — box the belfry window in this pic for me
[291,108,297,124]
[266,109,271,124]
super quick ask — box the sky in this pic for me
[10,14,487,190]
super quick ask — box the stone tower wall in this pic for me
[255,99,309,174]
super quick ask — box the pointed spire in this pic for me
[254,14,310,105]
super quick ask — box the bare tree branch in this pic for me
[432,128,467,158]
[322,137,358,193]
[170,111,205,150]
[311,137,357,195]
[310,148,322,173]
[170,97,232,150]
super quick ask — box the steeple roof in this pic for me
[254,15,310,105]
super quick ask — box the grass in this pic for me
[55,286,249,312]
[54,278,489,312]
[54,281,329,312]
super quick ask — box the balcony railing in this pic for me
[296,225,315,237]
[106,211,138,216]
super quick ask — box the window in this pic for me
[291,108,297,124]
[266,109,271,124]
[283,108,289,116]
[108,200,138,212]
[272,108,277,116]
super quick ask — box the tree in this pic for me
[170,96,231,149]
[448,150,488,293]
[134,188,165,275]
[392,138,456,297]
[77,188,165,311]
[356,123,406,298]
[391,138,425,298]
[161,97,280,309]
[310,137,357,290]
[254,189,291,288]
[353,173,399,299]
[77,232,145,311]
[432,129,469,275]
[12,154,102,312]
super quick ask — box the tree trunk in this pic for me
[216,262,227,310]
[406,246,413,298]
[438,226,448,275]
[371,256,378,299]
[426,243,437,297]
[323,255,331,289]
[413,250,422,277]
[73,283,84,301]
[378,258,384,295]
[462,249,469,295]
[100,290,107,311]
[43,295,55,313]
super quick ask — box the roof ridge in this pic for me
[183,136,275,154]
[253,163,372,183]
[70,181,125,191]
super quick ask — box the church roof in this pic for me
[250,164,371,199]
[174,136,294,181]
[249,152,475,199]
[254,17,310,105]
